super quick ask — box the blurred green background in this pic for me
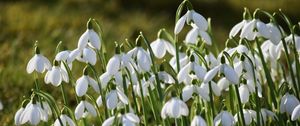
[0,0,299,124]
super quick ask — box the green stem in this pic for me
[60,83,68,106]
[208,82,215,117]
[234,85,246,126]
[255,39,277,107]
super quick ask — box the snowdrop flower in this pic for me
[292,104,300,121]
[54,114,76,126]
[26,47,51,74]
[234,109,256,125]
[285,34,300,52]
[150,31,175,58]
[240,19,270,41]
[182,80,201,101]
[185,23,212,45]
[75,68,100,97]
[127,36,152,73]
[106,45,136,76]
[280,93,300,115]
[191,115,207,126]
[106,86,129,110]
[175,9,208,34]
[102,112,140,126]
[266,23,282,45]
[205,52,219,68]
[229,19,249,38]
[213,111,235,126]
[239,84,251,104]
[261,40,282,61]
[67,47,97,65]
[55,50,73,70]
[75,100,97,120]
[161,97,189,119]
[177,55,206,83]
[44,60,69,86]
[156,65,175,84]
[204,56,239,84]
[169,49,189,70]
[78,19,101,50]
[19,100,48,125]
[15,107,25,125]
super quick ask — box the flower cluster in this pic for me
[15,0,300,126]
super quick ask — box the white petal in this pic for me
[50,67,62,86]
[124,113,140,123]
[177,62,191,83]
[170,99,181,118]
[240,19,256,40]
[88,29,101,50]
[75,76,89,97]
[75,101,85,120]
[26,55,36,74]
[106,91,118,109]
[292,104,300,121]
[83,48,97,65]
[78,30,89,50]
[14,108,25,125]
[256,21,270,38]
[199,31,212,45]
[102,117,116,126]
[100,72,111,89]
[182,85,194,102]
[88,77,100,93]
[229,20,245,38]
[239,85,250,104]
[194,63,207,80]
[55,51,69,61]
[192,11,208,31]
[117,90,129,104]
[223,65,239,84]
[84,101,97,116]
[185,28,199,44]
[151,39,167,58]
[30,105,41,125]
[106,55,121,75]
[203,65,220,83]
[164,40,176,55]
[174,15,187,34]
[211,82,221,96]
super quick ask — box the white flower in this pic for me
[175,10,208,34]
[157,71,175,84]
[234,109,256,125]
[266,23,282,45]
[213,111,235,126]
[185,23,212,45]
[229,20,248,38]
[78,25,101,50]
[239,84,250,104]
[127,46,152,73]
[182,85,200,102]
[96,95,103,107]
[75,100,97,120]
[161,97,189,119]
[191,115,207,126]
[54,114,76,126]
[204,62,239,85]
[55,50,70,61]
[68,47,97,65]
[240,19,270,41]
[19,101,48,125]
[261,40,282,61]
[177,55,206,83]
[133,79,155,97]
[75,74,100,97]
[45,65,69,87]
[26,53,51,74]
[280,93,300,115]
[150,38,175,58]
[15,107,25,125]
[102,112,140,126]
[106,52,136,76]
[292,104,300,121]
[169,52,188,70]
[284,34,300,52]
[106,88,129,110]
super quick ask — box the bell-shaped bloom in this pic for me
[204,63,239,85]
[106,88,129,110]
[240,19,270,41]
[229,20,249,38]
[205,52,219,68]
[200,81,221,97]
[45,65,69,87]
[96,95,103,107]
[150,38,175,58]
[234,109,256,125]
[161,97,189,119]
[54,114,76,126]
[55,50,73,71]
[284,34,300,52]
[239,84,251,104]
[19,102,48,125]
[26,54,51,74]
[292,104,300,121]
[106,53,136,76]
[280,93,300,115]
[102,112,140,126]
[157,70,175,84]
[266,23,282,45]
[78,28,101,50]
[185,23,212,45]
[75,100,97,120]
[177,56,206,83]
[75,75,100,97]
[127,46,152,73]
[182,84,200,102]
[169,52,189,70]
[175,10,208,34]
[15,107,25,125]
[68,47,97,65]
[191,115,207,126]
[213,111,235,126]
[261,40,282,61]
